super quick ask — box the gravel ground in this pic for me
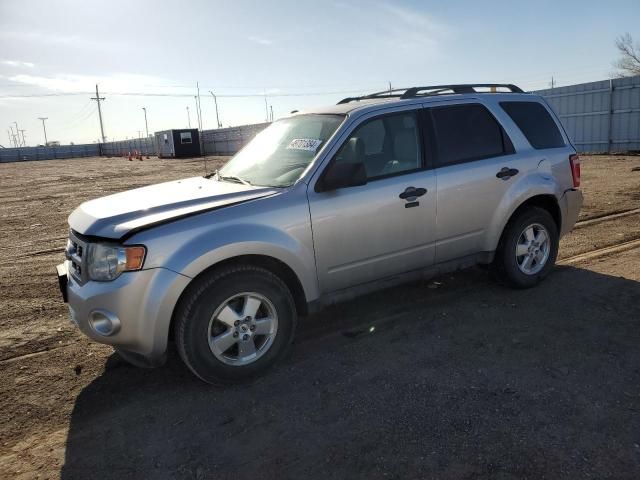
[0,154,639,479]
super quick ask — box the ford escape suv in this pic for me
[57,83,583,384]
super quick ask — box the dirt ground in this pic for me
[1,154,639,479]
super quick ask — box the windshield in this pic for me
[218,114,344,187]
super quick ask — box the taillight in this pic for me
[569,154,581,188]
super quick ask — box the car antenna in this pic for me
[195,81,208,177]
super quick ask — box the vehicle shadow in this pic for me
[61,265,640,480]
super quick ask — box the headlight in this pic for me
[86,244,146,281]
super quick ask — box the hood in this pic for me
[69,176,279,240]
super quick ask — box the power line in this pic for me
[62,104,97,131]
[58,101,94,129]
[0,88,370,99]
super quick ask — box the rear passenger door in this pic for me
[427,101,525,262]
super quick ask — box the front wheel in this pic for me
[491,207,559,289]
[174,265,297,384]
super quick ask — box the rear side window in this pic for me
[500,101,565,149]
[430,104,512,167]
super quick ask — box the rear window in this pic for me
[500,101,565,149]
[430,104,513,166]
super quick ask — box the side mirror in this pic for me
[317,161,367,192]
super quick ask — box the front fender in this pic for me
[128,185,319,301]
[483,172,562,252]
[170,224,319,300]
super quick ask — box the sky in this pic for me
[0,0,638,146]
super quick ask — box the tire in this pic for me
[491,207,559,289]
[174,264,297,385]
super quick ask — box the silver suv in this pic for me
[57,84,583,384]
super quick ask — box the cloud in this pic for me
[248,35,273,46]
[0,30,123,51]
[2,60,35,68]
[5,73,180,94]
[377,3,450,51]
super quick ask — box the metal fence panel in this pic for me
[0,143,100,163]
[535,75,640,153]
[100,138,155,157]
[201,123,270,155]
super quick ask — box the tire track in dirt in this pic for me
[558,238,640,265]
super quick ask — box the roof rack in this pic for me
[337,83,525,104]
[337,88,410,105]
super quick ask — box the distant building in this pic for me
[154,129,201,158]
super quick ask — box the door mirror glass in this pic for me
[319,161,367,191]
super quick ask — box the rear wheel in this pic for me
[174,265,297,384]
[491,207,559,289]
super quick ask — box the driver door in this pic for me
[307,108,437,294]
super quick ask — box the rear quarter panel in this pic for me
[480,96,576,251]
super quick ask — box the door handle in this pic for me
[496,167,519,180]
[399,186,427,200]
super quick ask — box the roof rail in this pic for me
[337,83,525,104]
[401,84,524,98]
[337,88,409,105]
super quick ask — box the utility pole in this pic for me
[90,84,106,143]
[38,117,48,145]
[550,76,555,89]
[388,81,392,95]
[19,129,27,147]
[270,105,274,122]
[209,91,222,128]
[194,96,202,130]
[196,82,203,130]
[186,106,191,128]
[142,107,149,137]
[264,95,269,123]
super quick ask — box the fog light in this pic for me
[88,310,121,336]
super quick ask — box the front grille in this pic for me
[65,230,87,284]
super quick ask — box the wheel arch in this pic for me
[508,194,562,231]
[493,194,562,254]
[168,254,309,342]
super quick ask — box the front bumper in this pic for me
[57,261,191,365]
[560,188,584,237]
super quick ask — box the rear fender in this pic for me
[483,172,561,252]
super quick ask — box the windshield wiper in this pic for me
[206,170,251,185]
[220,174,251,186]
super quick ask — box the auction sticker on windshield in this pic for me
[286,138,322,152]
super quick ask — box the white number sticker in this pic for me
[286,138,322,152]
